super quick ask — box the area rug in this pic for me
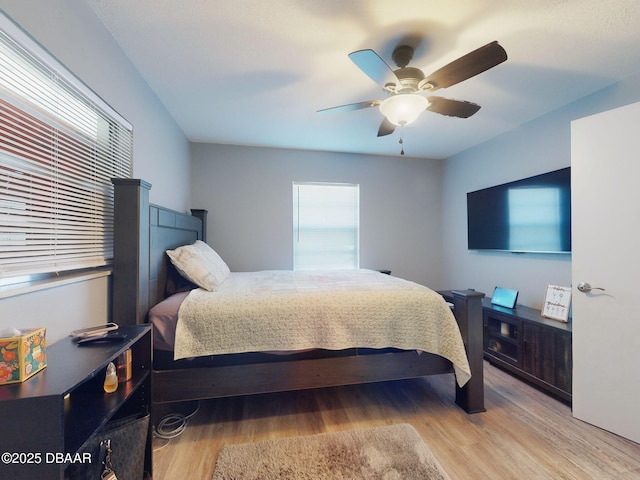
[212,423,451,480]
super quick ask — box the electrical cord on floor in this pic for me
[153,401,200,451]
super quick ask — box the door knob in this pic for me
[577,282,605,293]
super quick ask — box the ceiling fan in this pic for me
[318,41,507,139]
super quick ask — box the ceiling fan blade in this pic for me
[427,96,481,118]
[348,49,400,88]
[423,41,507,91]
[317,100,381,114]
[377,117,396,137]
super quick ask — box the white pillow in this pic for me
[166,240,230,291]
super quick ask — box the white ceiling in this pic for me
[87,0,640,159]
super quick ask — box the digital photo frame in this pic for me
[491,286,519,309]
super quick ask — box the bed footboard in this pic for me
[443,289,486,413]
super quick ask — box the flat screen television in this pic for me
[467,167,571,253]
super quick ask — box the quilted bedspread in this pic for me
[174,269,471,386]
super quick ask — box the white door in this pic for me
[571,101,640,443]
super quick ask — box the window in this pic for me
[293,182,359,270]
[0,13,132,284]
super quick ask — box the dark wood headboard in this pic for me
[112,179,207,325]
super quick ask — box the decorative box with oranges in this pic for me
[0,327,47,385]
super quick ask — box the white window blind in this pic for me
[293,182,359,270]
[0,14,133,282]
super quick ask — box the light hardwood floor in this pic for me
[152,361,640,479]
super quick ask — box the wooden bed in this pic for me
[111,179,486,413]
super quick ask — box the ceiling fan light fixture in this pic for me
[379,94,428,126]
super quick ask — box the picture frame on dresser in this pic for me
[542,284,572,322]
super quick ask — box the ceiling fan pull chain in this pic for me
[399,125,405,155]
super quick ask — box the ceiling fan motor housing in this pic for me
[393,67,425,93]
[388,45,426,93]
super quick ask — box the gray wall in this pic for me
[442,71,640,309]
[0,0,191,342]
[191,143,445,287]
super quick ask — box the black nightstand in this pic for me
[0,324,152,479]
